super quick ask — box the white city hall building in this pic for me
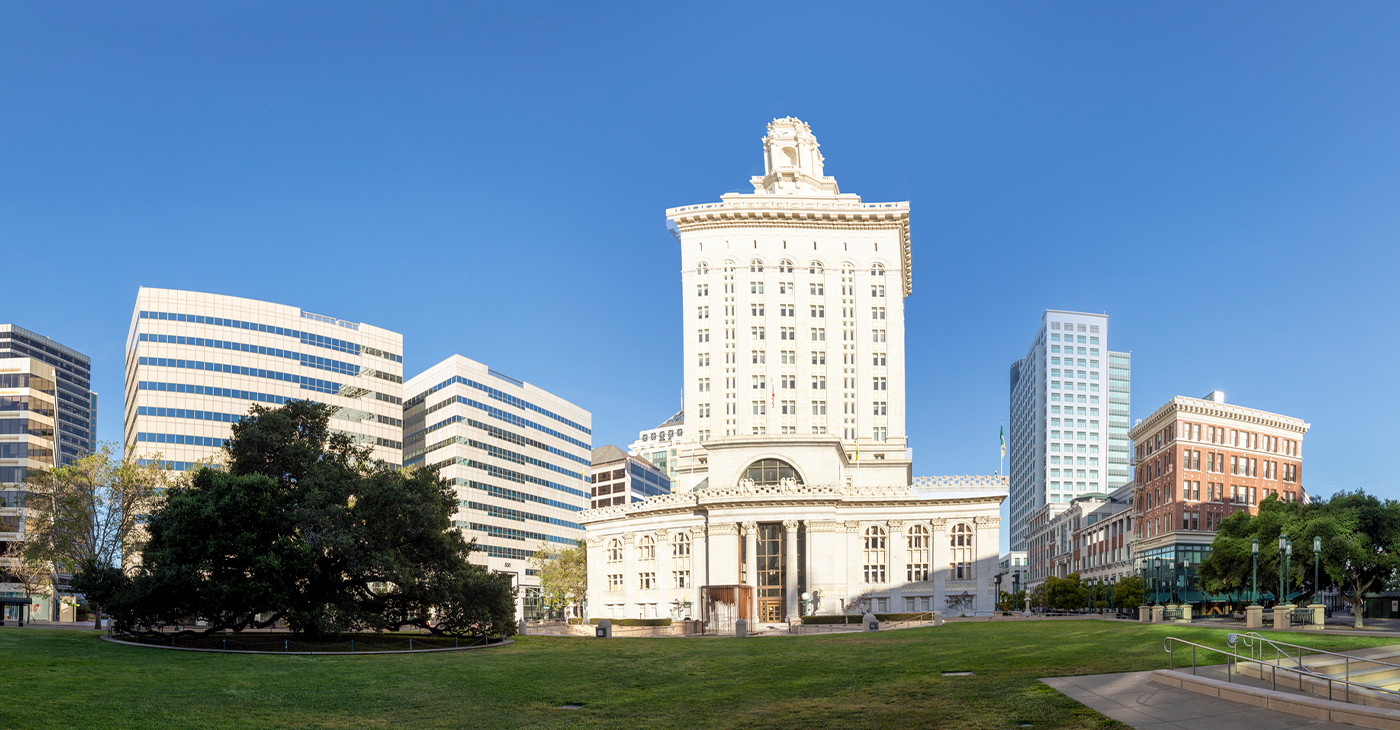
[581,118,1006,624]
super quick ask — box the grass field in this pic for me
[3,620,1395,729]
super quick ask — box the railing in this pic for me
[1288,609,1318,627]
[1163,633,1400,705]
[1163,607,1183,621]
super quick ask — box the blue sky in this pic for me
[4,3,1399,539]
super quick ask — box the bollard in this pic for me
[933,611,944,627]
[735,619,747,638]
[519,618,529,636]
[863,613,879,632]
[595,619,612,638]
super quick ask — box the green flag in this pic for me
[1000,425,1006,460]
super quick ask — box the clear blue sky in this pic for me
[5,4,1399,540]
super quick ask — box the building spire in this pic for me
[750,117,841,196]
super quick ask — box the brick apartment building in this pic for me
[1130,391,1309,605]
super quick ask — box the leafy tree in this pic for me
[1112,576,1142,609]
[997,589,1026,612]
[90,401,516,639]
[1312,491,1400,628]
[530,540,587,619]
[23,443,174,628]
[1044,573,1089,610]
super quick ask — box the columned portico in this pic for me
[784,520,800,619]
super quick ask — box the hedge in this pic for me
[588,618,673,626]
[800,612,933,624]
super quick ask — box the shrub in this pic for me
[801,612,934,624]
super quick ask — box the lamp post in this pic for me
[1285,540,1293,605]
[1278,534,1288,606]
[1313,535,1322,604]
[994,572,1004,611]
[1251,539,1260,606]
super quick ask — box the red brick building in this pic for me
[1129,391,1308,603]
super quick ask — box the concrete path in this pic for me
[1042,671,1351,730]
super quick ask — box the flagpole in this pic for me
[999,419,1005,477]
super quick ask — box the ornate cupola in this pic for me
[750,117,841,196]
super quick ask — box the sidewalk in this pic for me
[1042,670,1352,730]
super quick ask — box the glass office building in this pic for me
[125,288,405,470]
[0,324,94,466]
[403,355,591,620]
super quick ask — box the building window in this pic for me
[608,574,623,591]
[744,458,802,486]
[639,572,656,590]
[863,526,887,583]
[638,534,655,561]
[907,524,930,581]
[871,263,885,276]
[950,523,973,579]
[673,570,691,589]
[672,532,690,558]
[607,539,622,563]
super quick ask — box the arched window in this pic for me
[950,523,973,579]
[696,262,708,275]
[871,263,885,277]
[809,261,824,274]
[750,259,764,273]
[672,531,691,558]
[906,524,930,582]
[607,539,622,563]
[863,526,887,583]
[743,458,803,486]
[638,534,655,560]
[778,259,793,274]
[841,264,854,276]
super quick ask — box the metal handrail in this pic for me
[1163,635,1400,705]
[1236,632,1400,672]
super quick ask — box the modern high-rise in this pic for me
[402,355,591,620]
[124,288,405,470]
[1008,311,1131,551]
[667,116,912,492]
[1,324,94,465]
[0,357,60,622]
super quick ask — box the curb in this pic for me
[99,634,513,656]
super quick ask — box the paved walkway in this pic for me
[1041,671,1351,730]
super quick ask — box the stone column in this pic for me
[743,521,758,588]
[930,518,947,612]
[655,528,670,619]
[622,532,636,618]
[784,520,800,620]
[845,520,862,610]
[692,524,709,588]
[585,536,605,620]
[886,520,905,612]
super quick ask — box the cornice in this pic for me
[667,199,913,298]
[1130,396,1311,442]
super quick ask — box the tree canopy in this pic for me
[84,401,516,638]
[1195,490,1400,628]
[529,539,587,619]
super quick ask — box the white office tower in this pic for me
[125,288,405,470]
[1007,311,1131,551]
[667,117,912,492]
[403,355,591,619]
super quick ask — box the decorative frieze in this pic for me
[621,532,635,544]
[708,523,739,536]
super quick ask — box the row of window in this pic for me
[432,456,588,500]
[697,329,889,343]
[137,380,290,406]
[462,500,582,532]
[453,478,583,513]
[139,309,402,362]
[695,261,887,276]
[404,375,590,436]
[136,356,341,395]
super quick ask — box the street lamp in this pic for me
[1278,534,1288,606]
[1251,539,1260,606]
[994,572,1004,611]
[1285,540,1293,606]
[1313,535,1322,605]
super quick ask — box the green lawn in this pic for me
[3,621,1395,729]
